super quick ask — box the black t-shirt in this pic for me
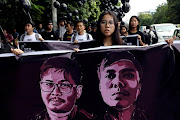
[128,30,146,46]
[90,31,97,40]
[63,31,75,41]
[41,30,57,40]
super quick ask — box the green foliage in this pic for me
[0,0,101,32]
[0,0,45,33]
[31,0,45,21]
[116,0,122,6]
[138,1,180,25]
[150,1,180,24]
[152,3,170,24]
[167,0,180,24]
[57,0,101,24]
[87,0,101,23]
[138,13,153,26]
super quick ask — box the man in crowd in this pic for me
[4,29,13,43]
[97,51,147,120]
[144,25,156,45]
[41,20,58,40]
[87,24,92,34]
[90,21,97,39]
[20,21,44,42]
[12,28,19,48]
[37,23,45,35]
[71,20,93,43]
[33,57,94,120]
[63,21,75,41]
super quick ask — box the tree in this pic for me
[57,0,101,24]
[138,13,153,26]
[152,3,170,24]
[0,0,45,34]
[167,0,180,24]
[0,0,101,33]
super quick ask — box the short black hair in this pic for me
[75,20,85,27]
[40,57,82,85]
[91,21,97,29]
[45,19,53,25]
[25,20,35,27]
[146,25,150,29]
[98,51,143,81]
[67,21,74,26]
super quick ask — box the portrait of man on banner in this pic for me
[97,51,147,120]
[33,57,94,120]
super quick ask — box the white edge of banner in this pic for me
[0,50,74,58]
[173,40,180,44]
[0,41,179,58]
[120,34,138,38]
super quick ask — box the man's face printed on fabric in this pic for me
[99,60,141,109]
[40,68,82,113]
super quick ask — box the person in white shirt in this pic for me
[57,19,66,41]
[71,20,93,43]
[146,25,155,44]
[20,21,44,42]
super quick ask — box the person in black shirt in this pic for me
[41,20,58,40]
[90,21,97,40]
[37,23,45,35]
[63,21,75,41]
[128,16,147,46]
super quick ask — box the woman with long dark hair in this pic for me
[75,11,122,51]
[95,11,123,46]
[128,16,147,46]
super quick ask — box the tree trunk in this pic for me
[51,0,58,31]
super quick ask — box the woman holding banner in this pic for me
[128,16,147,46]
[95,11,123,46]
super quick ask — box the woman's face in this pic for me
[130,17,139,29]
[100,14,115,37]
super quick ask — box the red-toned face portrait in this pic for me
[40,68,82,113]
[99,60,141,109]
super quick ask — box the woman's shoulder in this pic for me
[128,30,143,35]
[137,30,144,35]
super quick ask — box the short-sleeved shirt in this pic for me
[71,33,93,42]
[12,32,19,39]
[20,33,42,41]
[5,34,13,42]
[41,30,57,40]
[63,31,76,41]
[128,30,146,46]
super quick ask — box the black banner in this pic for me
[1,41,180,120]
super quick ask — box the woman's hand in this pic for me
[137,35,141,40]
[137,35,147,46]
[39,38,44,41]
[74,40,79,43]
[11,48,24,56]
[124,32,128,36]
[73,48,80,52]
[165,36,175,46]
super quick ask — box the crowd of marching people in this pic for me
[0,11,175,55]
